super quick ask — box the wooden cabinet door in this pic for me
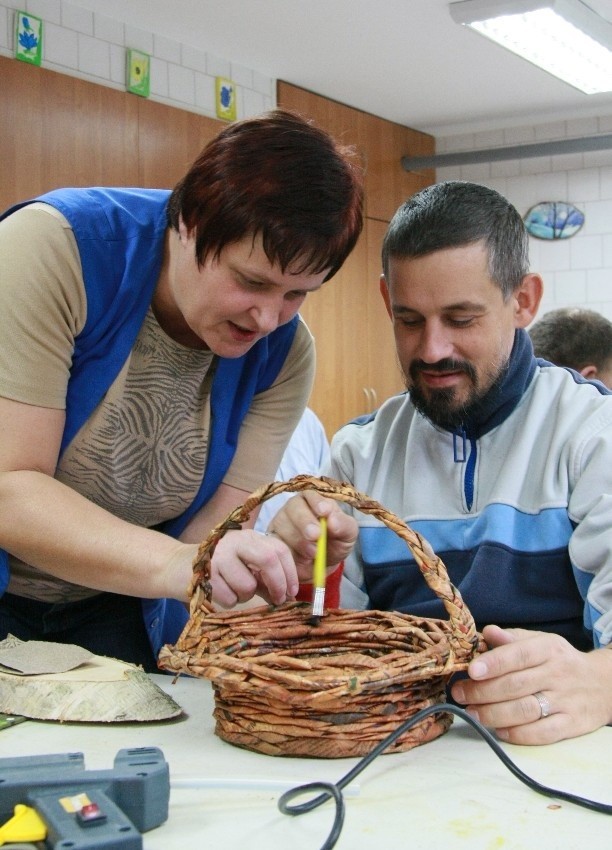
[364,217,405,413]
[299,218,404,438]
[298,227,370,437]
[362,114,435,222]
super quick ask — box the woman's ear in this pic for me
[514,273,544,328]
[177,215,191,245]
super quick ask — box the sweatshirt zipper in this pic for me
[453,428,477,510]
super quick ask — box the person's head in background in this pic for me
[529,307,612,389]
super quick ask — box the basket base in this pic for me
[212,685,453,758]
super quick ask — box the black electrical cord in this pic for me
[277,703,612,850]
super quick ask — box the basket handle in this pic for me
[189,474,477,654]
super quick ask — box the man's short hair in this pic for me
[382,181,529,299]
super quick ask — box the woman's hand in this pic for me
[450,624,612,744]
[267,492,358,584]
[209,529,299,607]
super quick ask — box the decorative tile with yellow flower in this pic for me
[126,48,150,98]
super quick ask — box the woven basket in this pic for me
[158,475,483,758]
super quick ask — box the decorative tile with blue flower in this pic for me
[15,10,43,66]
[523,201,585,240]
[216,77,237,121]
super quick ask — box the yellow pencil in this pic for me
[310,516,327,623]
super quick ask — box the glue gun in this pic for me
[0,746,170,850]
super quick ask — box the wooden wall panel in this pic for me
[0,56,225,211]
[0,56,140,209]
[278,80,435,222]
[137,99,222,188]
[363,120,435,222]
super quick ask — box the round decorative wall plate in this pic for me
[523,201,585,240]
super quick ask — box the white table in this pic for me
[2,674,611,850]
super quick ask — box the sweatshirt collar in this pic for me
[454,328,536,440]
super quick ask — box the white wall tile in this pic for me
[584,148,612,168]
[458,162,491,183]
[433,165,457,182]
[554,271,587,305]
[124,23,153,55]
[243,86,266,118]
[570,235,603,269]
[534,121,566,141]
[504,125,535,145]
[94,12,123,45]
[504,175,538,212]
[0,5,8,49]
[109,42,124,85]
[534,172,568,200]
[472,129,504,149]
[596,166,612,198]
[536,281,557,314]
[537,238,571,272]
[194,71,215,113]
[586,269,612,302]
[43,19,77,67]
[491,159,520,178]
[206,52,230,78]
[568,168,600,202]
[27,0,60,25]
[584,199,612,235]
[61,2,92,35]
[520,156,551,176]
[229,61,253,88]
[181,43,207,74]
[567,116,598,137]
[150,55,169,97]
[252,70,273,98]
[154,33,180,64]
[78,32,109,79]
[551,152,583,172]
[168,61,195,105]
[441,132,474,152]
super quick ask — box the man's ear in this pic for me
[580,364,598,380]
[379,274,392,319]
[514,273,544,328]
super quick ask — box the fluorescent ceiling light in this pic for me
[449,0,612,93]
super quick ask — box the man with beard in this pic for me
[270,181,612,746]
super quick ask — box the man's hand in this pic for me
[267,492,358,584]
[451,624,612,744]
[209,529,298,607]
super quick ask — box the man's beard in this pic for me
[406,357,506,430]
